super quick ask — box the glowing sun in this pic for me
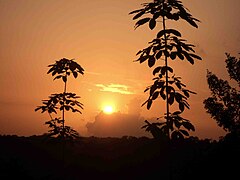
[103,105,114,114]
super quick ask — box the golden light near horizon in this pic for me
[0,0,237,140]
[103,105,114,114]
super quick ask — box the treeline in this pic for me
[0,134,239,180]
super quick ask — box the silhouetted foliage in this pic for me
[35,58,84,140]
[225,53,240,84]
[204,53,240,137]
[142,120,168,141]
[1,135,239,180]
[142,111,195,141]
[130,0,202,140]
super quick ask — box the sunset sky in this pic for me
[0,0,239,140]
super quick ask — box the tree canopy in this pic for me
[204,53,240,136]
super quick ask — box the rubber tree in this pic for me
[35,58,84,140]
[130,0,202,141]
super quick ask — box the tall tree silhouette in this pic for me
[130,0,202,140]
[35,58,84,140]
[204,53,240,136]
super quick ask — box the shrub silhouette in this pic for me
[35,58,84,140]
[129,0,201,141]
[204,53,240,137]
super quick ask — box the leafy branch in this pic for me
[35,58,84,140]
[130,0,202,140]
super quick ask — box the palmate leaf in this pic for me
[182,51,194,64]
[157,29,182,38]
[160,86,166,100]
[137,55,149,63]
[155,50,162,59]
[64,126,80,140]
[136,36,203,68]
[152,91,159,100]
[179,129,189,136]
[153,66,162,75]
[148,56,156,67]
[144,69,196,113]
[182,121,195,131]
[129,0,200,30]
[141,120,168,140]
[134,18,150,29]
[149,18,156,30]
[73,71,78,78]
[53,75,62,80]
[35,106,42,112]
[47,58,84,82]
[189,53,202,60]
[44,118,80,140]
[181,13,199,28]
[168,93,175,105]
[147,99,153,110]
[170,52,177,60]
[132,10,145,20]
[129,9,144,15]
[177,52,184,60]
[36,92,84,115]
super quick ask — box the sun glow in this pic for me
[103,105,114,114]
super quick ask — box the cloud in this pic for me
[86,97,149,137]
[86,112,146,137]
[126,97,143,116]
[96,83,134,95]
[85,71,101,76]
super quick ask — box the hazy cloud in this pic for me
[85,71,101,76]
[86,97,148,137]
[96,83,134,95]
[86,112,146,137]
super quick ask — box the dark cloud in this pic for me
[86,112,146,137]
[86,97,149,137]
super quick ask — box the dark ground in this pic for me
[0,134,239,180]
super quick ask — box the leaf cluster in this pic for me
[36,58,84,139]
[142,111,195,140]
[47,58,84,82]
[204,54,240,134]
[45,118,79,140]
[142,73,196,112]
[129,0,200,30]
[225,53,240,84]
[35,92,83,114]
[135,33,201,67]
[130,0,201,140]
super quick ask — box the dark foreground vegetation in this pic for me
[0,134,239,180]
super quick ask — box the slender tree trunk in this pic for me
[62,75,67,136]
[162,12,170,139]
[62,75,67,173]
[162,4,172,180]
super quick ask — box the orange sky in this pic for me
[0,0,239,140]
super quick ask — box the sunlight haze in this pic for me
[0,0,240,140]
